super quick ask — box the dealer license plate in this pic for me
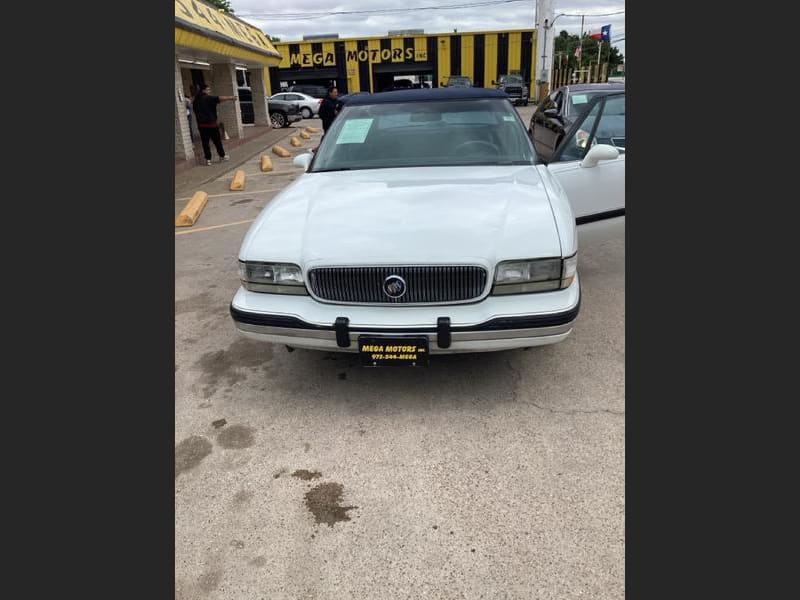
[358,336,429,367]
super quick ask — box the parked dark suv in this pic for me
[237,87,302,128]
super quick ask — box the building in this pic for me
[174,0,282,162]
[267,29,538,95]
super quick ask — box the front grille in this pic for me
[504,86,522,95]
[308,266,488,304]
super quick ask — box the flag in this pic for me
[590,26,611,42]
[574,45,582,59]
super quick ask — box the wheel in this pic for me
[301,107,312,119]
[453,140,501,155]
[270,112,286,128]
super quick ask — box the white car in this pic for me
[269,91,321,119]
[231,89,621,366]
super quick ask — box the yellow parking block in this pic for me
[290,137,302,147]
[299,130,311,140]
[230,170,246,191]
[175,191,209,227]
[260,155,273,171]
[272,145,291,157]
[306,126,321,133]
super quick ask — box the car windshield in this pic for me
[310,98,537,171]
[501,76,523,84]
[447,77,471,87]
[568,91,606,115]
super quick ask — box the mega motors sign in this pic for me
[290,48,428,66]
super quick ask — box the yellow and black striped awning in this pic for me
[174,0,282,67]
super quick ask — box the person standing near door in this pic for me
[192,83,237,165]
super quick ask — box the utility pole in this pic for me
[578,14,584,71]
[534,0,555,102]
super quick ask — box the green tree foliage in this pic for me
[553,30,624,72]
[205,0,234,13]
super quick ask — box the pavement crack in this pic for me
[529,402,625,416]
[506,359,624,416]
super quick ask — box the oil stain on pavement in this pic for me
[291,469,322,481]
[216,424,255,449]
[175,436,213,477]
[304,482,358,527]
[197,568,223,593]
[196,339,273,397]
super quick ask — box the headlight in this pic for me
[492,255,576,294]
[238,261,308,294]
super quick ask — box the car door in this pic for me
[529,89,565,162]
[546,92,625,222]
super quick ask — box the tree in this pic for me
[205,0,234,13]
[553,30,624,72]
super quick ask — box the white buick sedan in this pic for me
[231,88,613,366]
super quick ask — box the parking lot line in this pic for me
[174,219,255,236]
[175,188,287,203]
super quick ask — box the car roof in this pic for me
[564,83,625,92]
[344,87,509,106]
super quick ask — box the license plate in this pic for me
[358,336,429,367]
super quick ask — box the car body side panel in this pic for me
[547,155,625,220]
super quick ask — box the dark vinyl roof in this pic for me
[344,87,509,106]
[563,83,625,92]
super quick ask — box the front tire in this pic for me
[270,112,286,128]
[301,107,312,119]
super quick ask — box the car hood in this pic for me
[239,165,563,268]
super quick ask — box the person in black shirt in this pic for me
[192,83,238,166]
[313,86,342,153]
[318,86,341,134]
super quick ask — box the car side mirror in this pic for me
[543,108,560,118]
[491,80,497,85]
[293,153,313,171]
[580,144,619,168]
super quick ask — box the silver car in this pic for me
[270,92,321,119]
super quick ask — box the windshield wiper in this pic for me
[312,167,352,172]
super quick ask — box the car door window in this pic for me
[559,94,625,162]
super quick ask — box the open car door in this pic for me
[545,92,625,223]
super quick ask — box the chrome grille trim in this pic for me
[307,265,489,305]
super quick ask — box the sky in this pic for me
[228,1,626,57]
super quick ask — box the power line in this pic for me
[237,0,532,20]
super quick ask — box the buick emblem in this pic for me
[383,275,407,299]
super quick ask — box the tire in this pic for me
[301,107,312,119]
[270,112,286,128]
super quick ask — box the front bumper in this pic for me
[287,113,302,123]
[230,276,580,354]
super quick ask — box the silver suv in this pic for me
[493,75,529,106]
